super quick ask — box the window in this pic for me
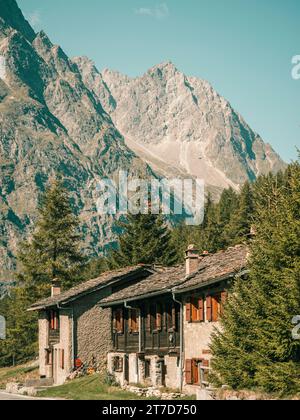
[113,356,123,373]
[145,359,151,379]
[185,359,202,385]
[187,291,228,323]
[166,303,177,332]
[59,349,65,370]
[207,292,227,322]
[128,309,139,333]
[186,296,204,323]
[45,349,52,366]
[49,310,59,330]
[113,308,124,334]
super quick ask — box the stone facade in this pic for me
[108,352,181,390]
[37,288,113,385]
[38,311,50,379]
[73,288,112,374]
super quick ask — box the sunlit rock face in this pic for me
[76,58,285,190]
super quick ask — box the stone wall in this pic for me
[108,352,181,390]
[52,310,72,385]
[183,295,222,394]
[72,287,113,374]
[38,311,49,378]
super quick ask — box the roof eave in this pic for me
[99,289,173,308]
[173,269,249,295]
[28,267,154,312]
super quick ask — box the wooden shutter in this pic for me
[54,312,59,330]
[206,296,212,322]
[163,303,167,331]
[185,360,193,385]
[50,311,54,330]
[186,299,192,323]
[192,360,199,385]
[156,304,162,331]
[131,309,139,333]
[191,297,198,322]
[146,304,151,332]
[172,304,176,330]
[120,309,124,334]
[116,309,124,334]
[112,309,117,333]
[128,309,133,333]
[212,296,219,322]
[198,298,204,322]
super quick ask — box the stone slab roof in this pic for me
[174,244,249,293]
[100,245,249,306]
[28,266,152,311]
[100,265,186,306]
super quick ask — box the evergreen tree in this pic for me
[18,180,85,291]
[111,213,178,267]
[224,182,254,245]
[0,180,86,366]
[211,163,300,395]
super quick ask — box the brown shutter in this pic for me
[50,311,54,330]
[156,304,162,331]
[191,297,198,322]
[185,360,193,385]
[186,299,192,322]
[172,304,176,330]
[212,296,219,322]
[192,360,199,384]
[198,298,204,322]
[112,309,117,332]
[120,309,124,334]
[146,304,151,332]
[163,304,167,331]
[128,309,133,333]
[206,296,212,322]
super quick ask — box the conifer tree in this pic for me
[0,180,85,366]
[111,213,177,267]
[211,163,300,395]
[224,182,254,245]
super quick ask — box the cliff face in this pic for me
[0,1,151,281]
[0,1,286,283]
[75,58,285,190]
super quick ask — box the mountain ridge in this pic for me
[94,60,285,190]
[0,0,286,283]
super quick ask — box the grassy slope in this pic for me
[38,375,158,401]
[0,363,39,389]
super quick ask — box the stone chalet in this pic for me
[29,244,249,394]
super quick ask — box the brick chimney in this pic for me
[185,244,200,276]
[51,278,61,297]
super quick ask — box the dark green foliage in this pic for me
[110,213,178,267]
[211,162,300,395]
[0,180,86,366]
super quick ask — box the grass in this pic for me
[0,363,39,389]
[38,374,196,401]
[38,374,160,401]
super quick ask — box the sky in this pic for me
[18,0,300,162]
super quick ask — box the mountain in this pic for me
[0,0,286,283]
[0,0,151,281]
[74,58,285,191]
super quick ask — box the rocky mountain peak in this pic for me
[77,63,286,190]
[0,0,35,42]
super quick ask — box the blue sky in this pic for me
[18,0,300,162]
